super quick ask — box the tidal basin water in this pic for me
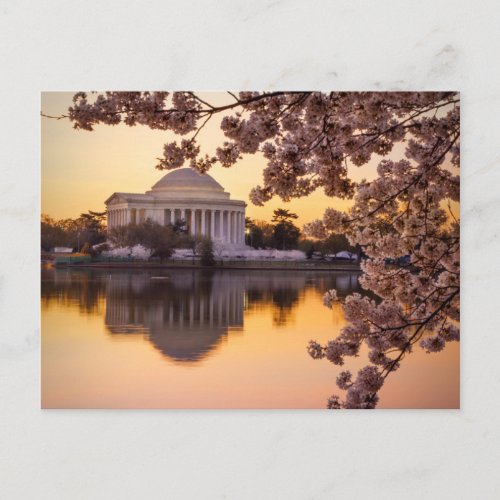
[41,267,459,409]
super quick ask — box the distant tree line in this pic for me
[245,208,358,259]
[41,211,107,252]
[245,208,301,250]
[42,207,357,263]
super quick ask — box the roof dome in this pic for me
[151,168,225,193]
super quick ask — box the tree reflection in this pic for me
[41,267,106,314]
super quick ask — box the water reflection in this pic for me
[106,271,244,362]
[41,268,362,363]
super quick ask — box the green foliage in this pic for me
[41,214,68,251]
[41,211,107,251]
[321,233,352,256]
[299,234,358,260]
[272,220,300,250]
[245,217,267,248]
[171,218,188,233]
[299,240,316,259]
[109,219,176,261]
[271,209,300,250]
[271,208,298,224]
[199,237,215,266]
[107,225,129,247]
[246,215,301,250]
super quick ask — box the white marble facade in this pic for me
[105,168,246,246]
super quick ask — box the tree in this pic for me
[271,209,300,250]
[108,225,129,247]
[272,220,300,250]
[109,219,176,262]
[78,210,107,247]
[41,211,107,251]
[41,214,67,251]
[199,237,216,266]
[50,91,460,409]
[171,218,188,233]
[318,234,352,259]
[271,208,298,224]
[298,239,316,259]
[213,239,226,263]
[244,217,263,248]
[254,219,274,248]
[185,234,203,264]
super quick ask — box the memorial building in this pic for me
[105,168,246,246]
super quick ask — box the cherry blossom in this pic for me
[47,91,460,409]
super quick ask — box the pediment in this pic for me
[105,193,127,205]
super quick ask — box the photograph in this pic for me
[41,91,460,409]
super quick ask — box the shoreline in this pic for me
[51,260,362,272]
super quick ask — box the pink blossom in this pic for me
[336,371,352,390]
[307,341,324,360]
[420,335,446,353]
[62,91,460,409]
[322,289,338,309]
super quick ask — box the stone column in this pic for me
[181,209,186,223]
[219,210,224,241]
[241,212,244,244]
[191,209,196,236]
[237,211,240,244]
[210,210,215,239]
[231,211,235,243]
[236,212,240,244]
[231,211,235,244]
[240,212,244,244]
[170,209,175,224]
[234,211,238,244]
[237,212,241,244]
[201,209,206,236]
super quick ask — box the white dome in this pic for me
[106,165,246,247]
[151,168,225,193]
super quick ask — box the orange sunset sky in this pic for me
[41,92,387,227]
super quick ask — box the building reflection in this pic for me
[42,268,362,363]
[105,271,244,363]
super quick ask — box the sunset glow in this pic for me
[42,92,372,225]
